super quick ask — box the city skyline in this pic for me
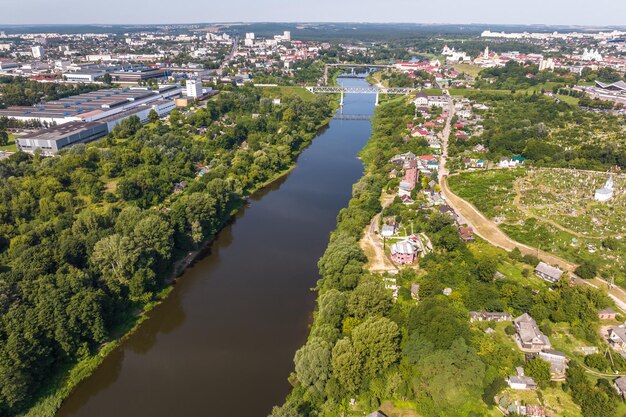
[2,0,626,26]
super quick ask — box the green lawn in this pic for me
[1,133,18,152]
[555,94,580,106]
[422,88,443,95]
[452,63,483,78]
[258,86,316,101]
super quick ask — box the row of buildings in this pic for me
[2,85,183,155]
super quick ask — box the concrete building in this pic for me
[0,86,181,126]
[63,69,106,82]
[15,99,175,155]
[186,78,203,98]
[16,122,108,155]
[31,46,45,58]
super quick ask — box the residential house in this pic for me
[599,308,618,320]
[523,405,547,417]
[534,262,563,283]
[365,412,388,417]
[173,181,188,193]
[513,313,551,352]
[615,376,626,398]
[608,327,626,351]
[390,239,420,265]
[381,224,396,238]
[400,195,414,205]
[507,367,537,390]
[414,92,429,107]
[469,311,512,323]
[538,350,569,377]
[458,226,475,242]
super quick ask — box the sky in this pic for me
[2,0,626,26]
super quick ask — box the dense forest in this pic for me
[272,98,617,417]
[0,76,102,108]
[0,87,334,416]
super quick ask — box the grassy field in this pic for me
[447,169,524,220]
[449,168,626,286]
[555,94,580,106]
[451,63,483,78]
[258,86,316,101]
[1,133,18,152]
[422,88,443,95]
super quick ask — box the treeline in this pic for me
[0,77,102,108]
[272,98,615,417]
[476,61,568,90]
[0,87,334,416]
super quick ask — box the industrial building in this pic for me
[9,86,181,155]
[110,67,169,82]
[15,98,176,155]
[0,85,182,125]
[16,122,108,155]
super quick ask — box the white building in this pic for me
[283,31,291,41]
[595,175,614,202]
[185,78,203,99]
[31,46,46,58]
[581,48,603,62]
[539,58,555,71]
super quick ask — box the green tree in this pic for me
[0,129,8,146]
[102,73,113,85]
[524,357,551,388]
[351,316,400,378]
[330,338,362,397]
[417,339,486,413]
[148,109,160,124]
[317,289,347,328]
[575,261,598,279]
[347,277,391,319]
[294,337,332,401]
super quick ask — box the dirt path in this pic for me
[359,194,399,273]
[441,175,626,312]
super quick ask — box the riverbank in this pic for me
[20,104,339,417]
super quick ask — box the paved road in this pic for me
[218,37,238,73]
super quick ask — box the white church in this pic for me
[594,175,614,202]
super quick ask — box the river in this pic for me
[56,77,375,417]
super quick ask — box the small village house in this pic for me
[615,376,626,398]
[599,308,618,320]
[457,226,475,242]
[534,262,563,283]
[469,311,512,323]
[608,327,626,351]
[538,350,569,378]
[513,313,551,352]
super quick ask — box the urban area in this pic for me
[1,19,626,417]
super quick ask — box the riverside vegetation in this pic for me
[0,87,334,417]
[272,98,622,417]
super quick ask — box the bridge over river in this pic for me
[305,86,417,105]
